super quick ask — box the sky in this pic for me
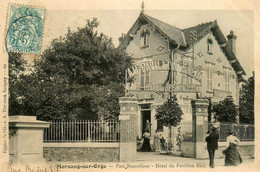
[40,9,254,79]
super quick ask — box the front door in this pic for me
[141,110,151,134]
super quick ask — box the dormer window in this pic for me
[141,28,151,48]
[207,37,213,55]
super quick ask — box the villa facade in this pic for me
[118,11,246,138]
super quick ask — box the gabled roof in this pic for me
[118,12,186,49]
[182,21,217,45]
[118,12,246,77]
[144,14,186,46]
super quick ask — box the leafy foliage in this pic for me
[212,96,238,123]
[239,73,254,124]
[9,52,27,116]
[9,52,26,81]
[155,96,183,127]
[9,18,132,120]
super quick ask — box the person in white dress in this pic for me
[153,130,161,151]
[223,128,242,166]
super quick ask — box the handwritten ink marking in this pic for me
[9,164,62,172]
[9,165,21,172]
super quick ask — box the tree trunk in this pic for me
[168,124,173,152]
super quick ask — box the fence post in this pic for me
[191,99,209,159]
[119,96,138,162]
[9,116,50,164]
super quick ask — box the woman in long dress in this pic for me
[141,129,152,151]
[223,128,242,166]
[145,120,151,133]
[153,130,160,151]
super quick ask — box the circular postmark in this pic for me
[5,5,45,54]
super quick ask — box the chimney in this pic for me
[227,30,237,55]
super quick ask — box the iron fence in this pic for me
[44,120,120,142]
[208,123,254,142]
[180,122,254,142]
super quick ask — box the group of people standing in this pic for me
[140,129,167,152]
[140,120,243,168]
[206,126,242,168]
[140,120,166,152]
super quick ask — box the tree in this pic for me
[9,18,132,120]
[212,96,238,123]
[155,96,183,128]
[8,52,27,116]
[239,72,254,124]
[9,52,26,81]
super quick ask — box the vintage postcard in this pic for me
[0,0,259,171]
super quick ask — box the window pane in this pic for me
[145,75,149,84]
[144,35,147,45]
[174,71,177,84]
[141,69,144,75]
[141,76,144,88]
[157,120,163,131]
[140,104,151,109]
[206,67,213,91]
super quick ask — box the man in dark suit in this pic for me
[206,127,219,168]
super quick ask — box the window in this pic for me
[206,67,213,92]
[141,29,151,48]
[207,37,213,54]
[173,71,177,84]
[182,61,192,85]
[140,69,150,91]
[143,34,149,46]
[140,104,151,110]
[157,120,163,131]
[224,72,230,91]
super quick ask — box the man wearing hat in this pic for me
[205,126,219,168]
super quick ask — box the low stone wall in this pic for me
[181,142,195,158]
[43,143,119,162]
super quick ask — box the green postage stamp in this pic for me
[6,4,45,54]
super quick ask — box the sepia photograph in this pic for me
[0,0,258,171]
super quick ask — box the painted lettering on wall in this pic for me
[126,83,201,93]
[125,59,203,93]
[127,60,171,77]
